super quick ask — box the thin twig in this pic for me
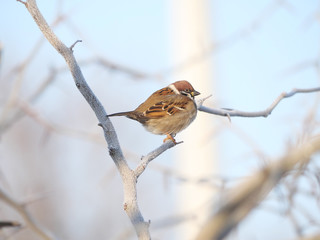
[69,39,82,51]
[0,68,57,134]
[17,0,27,6]
[96,57,154,80]
[135,141,176,178]
[18,100,103,143]
[198,87,320,118]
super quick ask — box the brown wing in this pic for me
[156,87,175,96]
[144,99,189,119]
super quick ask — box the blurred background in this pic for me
[0,0,320,239]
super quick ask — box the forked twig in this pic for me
[69,40,82,51]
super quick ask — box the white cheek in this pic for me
[168,84,180,94]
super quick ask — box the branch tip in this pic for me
[226,113,231,122]
[204,94,213,100]
[17,0,27,6]
[69,40,82,52]
[197,94,213,109]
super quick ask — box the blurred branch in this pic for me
[0,68,57,135]
[95,57,157,80]
[70,0,286,82]
[198,87,320,118]
[0,221,21,229]
[162,0,289,76]
[0,188,53,240]
[281,59,320,76]
[2,5,70,81]
[0,7,74,135]
[17,99,104,143]
[195,135,320,240]
[297,234,320,240]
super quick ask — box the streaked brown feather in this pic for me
[144,99,189,118]
[157,87,174,96]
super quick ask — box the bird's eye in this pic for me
[184,89,189,92]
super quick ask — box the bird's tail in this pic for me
[107,111,147,124]
[107,111,132,117]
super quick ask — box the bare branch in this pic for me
[0,188,53,240]
[195,136,320,240]
[198,87,320,118]
[135,141,176,178]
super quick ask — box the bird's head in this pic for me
[169,80,200,99]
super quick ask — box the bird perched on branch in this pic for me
[107,80,200,144]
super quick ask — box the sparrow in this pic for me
[107,80,200,144]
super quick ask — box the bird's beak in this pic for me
[191,90,200,97]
